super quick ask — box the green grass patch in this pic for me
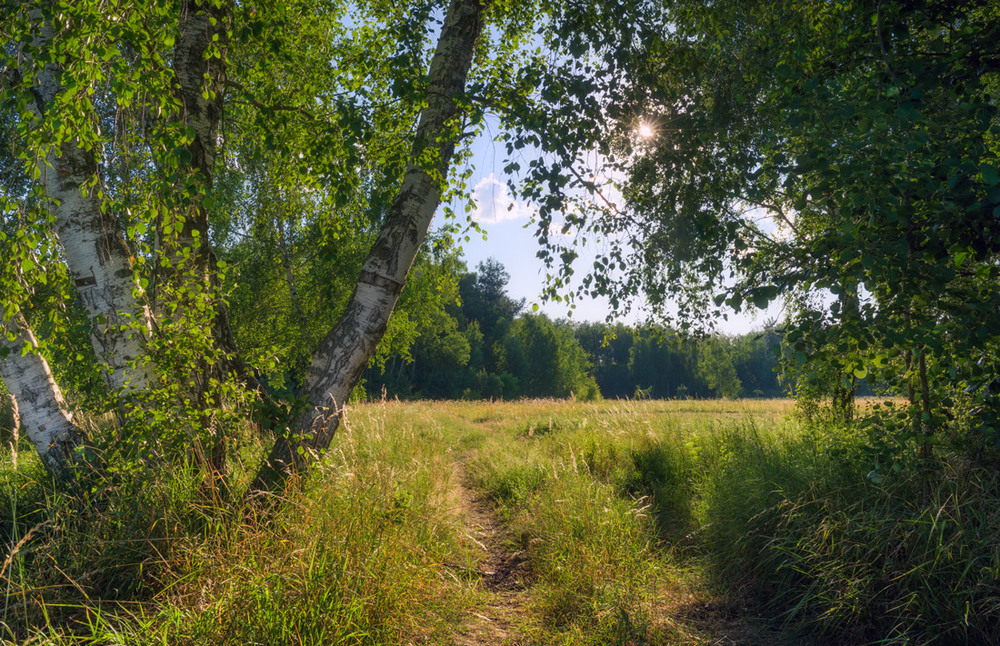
[4,398,998,644]
[0,402,479,645]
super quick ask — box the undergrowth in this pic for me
[700,424,1000,644]
[3,398,999,645]
[0,402,477,645]
[462,399,1000,644]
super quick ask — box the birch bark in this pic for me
[161,0,226,285]
[0,5,152,474]
[27,9,154,395]
[2,2,231,476]
[152,0,232,481]
[0,313,84,472]
[185,0,232,473]
[252,0,487,491]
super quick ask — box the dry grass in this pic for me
[3,397,992,645]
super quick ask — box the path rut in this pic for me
[450,462,532,646]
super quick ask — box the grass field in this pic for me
[2,398,999,644]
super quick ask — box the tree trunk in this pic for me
[2,4,152,476]
[11,3,236,480]
[27,9,155,396]
[0,313,85,473]
[161,0,232,484]
[918,348,933,459]
[276,210,305,326]
[832,281,858,421]
[251,0,487,493]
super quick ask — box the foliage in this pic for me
[506,0,1000,460]
[508,313,600,399]
[361,257,787,402]
[0,0,525,484]
[364,257,604,401]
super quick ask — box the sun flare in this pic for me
[637,122,654,139]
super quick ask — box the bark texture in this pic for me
[3,3,233,478]
[27,8,154,395]
[0,5,151,476]
[160,0,227,285]
[252,0,487,492]
[0,314,85,472]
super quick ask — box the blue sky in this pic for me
[433,127,783,335]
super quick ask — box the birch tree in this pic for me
[0,313,83,471]
[2,0,236,474]
[1,0,493,492]
[251,0,487,490]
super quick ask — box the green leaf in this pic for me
[981,163,1000,186]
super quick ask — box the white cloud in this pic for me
[471,173,536,224]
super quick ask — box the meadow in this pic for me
[2,398,998,645]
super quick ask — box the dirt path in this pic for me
[450,462,533,646]
[445,460,827,646]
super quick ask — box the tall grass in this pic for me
[462,401,719,644]
[458,399,1000,644]
[3,398,998,644]
[0,401,479,645]
[699,422,1000,643]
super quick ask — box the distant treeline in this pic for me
[363,259,785,401]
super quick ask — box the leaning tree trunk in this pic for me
[0,4,154,475]
[0,313,85,474]
[251,0,488,493]
[26,7,154,396]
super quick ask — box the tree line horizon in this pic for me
[357,257,792,402]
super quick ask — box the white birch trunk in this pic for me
[252,0,487,490]
[27,11,154,395]
[0,314,84,473]
[1,3,231,477]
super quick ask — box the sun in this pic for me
[637,122,655,139]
